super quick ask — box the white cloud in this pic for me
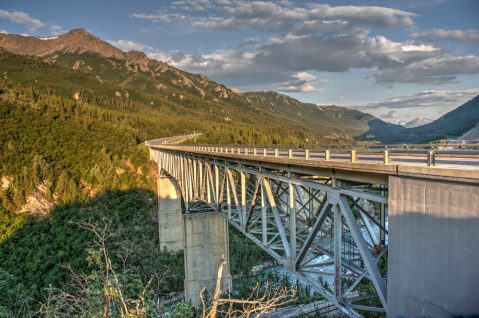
[359,88,479,110]
[371,55,479,84]
[131,1,416,32]
[381,110,398,119]
[352,88,479,121]
[294,71,316,82]
[0,9,45,31]
[108,39,153,52]
[127,1,479,88]
[307,4,415,28]
[108,38,173,61]
[273,71,322,92]
[129,12,187,23]
[171,0,213,11]
[50,24,64,35]
[149,28,479,88]
[401,44,439,52]
[413,28,479,46]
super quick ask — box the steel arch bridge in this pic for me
[150,145,390,316]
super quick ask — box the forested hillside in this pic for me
[0,82,284,316]
[0,42,304,316]
[0,48,327,145]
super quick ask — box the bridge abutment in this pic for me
[183,212,232,309]
[388,175,479,317]
[157,177,184,251]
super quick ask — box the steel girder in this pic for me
[153,149,389,316]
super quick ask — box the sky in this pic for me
[1,0,479,122]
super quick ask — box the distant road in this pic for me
[145,133,202,146]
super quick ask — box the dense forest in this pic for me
[0,49,331,147]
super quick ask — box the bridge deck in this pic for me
[150,145,479,184]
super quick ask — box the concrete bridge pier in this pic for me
[388,175,479,317]
[184,212,232,308]
[157,176,184,251]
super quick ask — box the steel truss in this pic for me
[153,149,389,316]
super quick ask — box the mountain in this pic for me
[386,117,432,128]
[404,117,433,128]
[379,95,479,142]
[244,91,405,139]
[387,119,406,126]
[0,28,126,59]
[0,29,401,141]
[404,95,479,140]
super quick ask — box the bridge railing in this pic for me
[152,145,479,168]
[169,143,479,150]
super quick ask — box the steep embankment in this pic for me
[459,122,479,140]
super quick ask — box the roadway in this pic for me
[145,133,202,146]
[151,144,479,183]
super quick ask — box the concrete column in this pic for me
[157,177,184,251]
[184,212,232,308]
[388,176,479,317]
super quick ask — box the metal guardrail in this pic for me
[152,145,479,168]
[174,143,479,150]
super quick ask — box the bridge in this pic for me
[146,139,479,317]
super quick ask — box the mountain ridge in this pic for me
[407,95,479,139]
[404,117,433,128]
[1,28,126,60]
[0,29,404,141]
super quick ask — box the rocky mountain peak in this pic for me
[404,117,433,128]
[65,28,90,36]
[126,50,148,63]
[0,28,125,60]
[57,28,125,59]
[60,28,92,39]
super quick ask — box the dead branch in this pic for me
[201,258,296,318]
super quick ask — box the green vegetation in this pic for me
[0,189,184,317]
[0,49,322,146]
[229,227,272,277]
[0,51,301,315]
[0,207,28,241]
[0,82,156,215]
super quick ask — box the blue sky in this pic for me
[1,0,479,122]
